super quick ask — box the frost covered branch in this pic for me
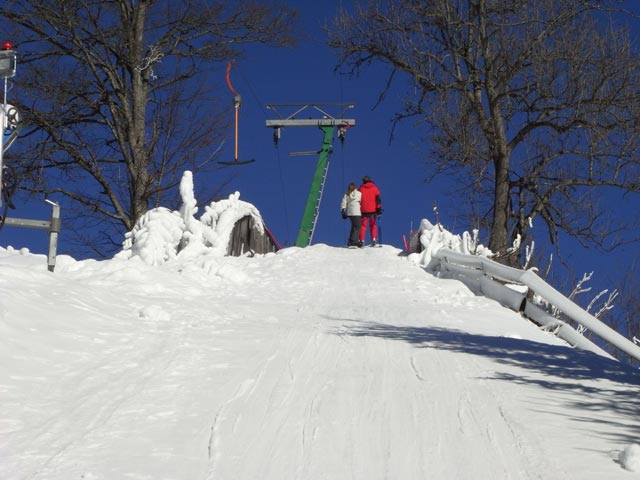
[568,272,593,301]
[591,289,618,320]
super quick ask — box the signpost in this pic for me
[0,41,61,272]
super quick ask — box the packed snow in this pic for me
[1,173,639,479]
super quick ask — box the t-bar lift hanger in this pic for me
[219,61,255,166]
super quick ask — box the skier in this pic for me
[358,175,382,247]
[340,182,362,248]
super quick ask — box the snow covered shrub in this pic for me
[116,207,185,265]
[199,191,265,257]
[176,170,204,255]
[117,171,267,265]
[409,219,492,271]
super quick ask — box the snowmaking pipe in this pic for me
[435,248,640,363]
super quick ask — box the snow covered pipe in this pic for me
[434,249,640,363]
[439,256,610,357]
[523,301,614,359]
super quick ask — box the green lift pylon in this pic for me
[266,103,355,247]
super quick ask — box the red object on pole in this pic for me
[218,61,255,166]
[225,61,240,97]
[2,41,14,51]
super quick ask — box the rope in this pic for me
[338,73,348,243]
[225,61,240,97]
[235,63,292,246]
[235,64,270,120]
[275,146,291,246]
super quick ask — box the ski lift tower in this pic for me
[0,41,17,205]
[0,41,61,272]
[266,103,355,247]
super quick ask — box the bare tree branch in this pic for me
[0,0,297,256]
[328,0,640,262]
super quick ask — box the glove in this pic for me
[341,209,348,219]
[376,207,383,216]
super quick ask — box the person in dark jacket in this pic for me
[340,182,362,248]
[358,175,382,247]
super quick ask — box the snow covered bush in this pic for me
[117,207,185,266]
[409,219,492,271]
[199,191,264,257]
[117,171,266,265]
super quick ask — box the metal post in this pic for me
[296,125,334,247]
[46,200,61,272]
[0,42,17,207]
[0,101,4,207]
[2,200,62,272]
[265,103,356,247]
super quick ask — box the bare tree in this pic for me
[0,0,296,255]
[611,261,640,365]
[328,0,640,263]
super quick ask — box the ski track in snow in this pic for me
[1,245,639,479]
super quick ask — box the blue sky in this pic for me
[2,2,434,254]
[1,1,637,297]
[221,3,443,250]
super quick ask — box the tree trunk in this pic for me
[128,1,151,230]
[490,153,511,257]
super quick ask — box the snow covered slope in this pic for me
[1,244,639,479]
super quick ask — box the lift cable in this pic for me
[234,62,292,245]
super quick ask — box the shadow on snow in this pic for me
[329,317,640,447]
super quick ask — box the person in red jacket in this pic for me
[358,175,382,247]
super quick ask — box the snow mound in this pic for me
[619,444,640,472]
[117,171,264,265]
